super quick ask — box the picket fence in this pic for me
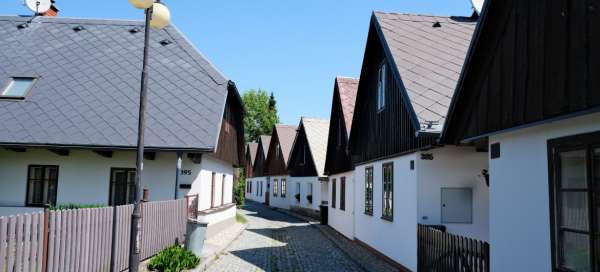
[0,199,187,272]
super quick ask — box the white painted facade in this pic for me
[416,146,489,241]
[354,153,418,271]
[0,149,235,226]
[328,171,355,239]
[245,177,266,203]
[488,112,600,272]
[289,176,323,212]
[267,175,291,210]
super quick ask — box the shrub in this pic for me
[234,170,246,207]
[48,203,106,211]
[147,245,199,272]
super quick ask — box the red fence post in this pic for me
[42,208,49,272]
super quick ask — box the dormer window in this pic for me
[1,77,36,99]
[377,62,386,111]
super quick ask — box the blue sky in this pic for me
[1,0,474,124]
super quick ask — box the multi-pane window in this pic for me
[549,132,600,271]
[273,179,278,197]
[109,168,136,206]
[307,183,313,203]
[382,163,394,220]
[26,165,58,206]
[340,177,346,211]
[365,167,374,215]
[332,179,337,209]
[281,178,287,197]
[377,62,386,111]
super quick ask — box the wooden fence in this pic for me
[418,224,490,272]
[0,199,187,272]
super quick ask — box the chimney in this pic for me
[41,0,59,17]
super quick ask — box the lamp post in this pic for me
[127,1,170,271]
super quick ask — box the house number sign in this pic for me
[181,169,192,175]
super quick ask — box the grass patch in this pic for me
[147,245,199,272]
[236,212,248,224]
[49,203,106,211]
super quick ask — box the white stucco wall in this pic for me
[0,149,179,209]
[489,112,600,272]
[417,146,489,241]
[0,149,235,221]
[328,171,354,239]
[354,153,418,271]
[289,176,322,211]
[245,177,266,203]
[186,155,234,212]
[267,175,291,210]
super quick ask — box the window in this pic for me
[273,179,278,197]
[1,77,36,99]
[332,179,337,209]
[109,168,135,206]
[377,63,386,111]
[281,178,287,197]
[276,143,281,159]
[222,174,226,205]
[211,172,216,208]
[340,177,346,211]
[337,120,343,149]
[300,145,306,165]
[548,132,600,271]
[247,181,250,193]
[26,165,58,206]
[365,167,374,215]
[441,188,472,223]
[382,163,393,220]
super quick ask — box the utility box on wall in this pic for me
[441,188,473,224]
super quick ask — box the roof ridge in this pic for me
[374,11,477,25]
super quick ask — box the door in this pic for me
[265,177,270,206]
[549,131,600,271]
[109,168,136,206]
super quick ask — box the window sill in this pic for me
[364,212,373,216]
[381,216,394,222]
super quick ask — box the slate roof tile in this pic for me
[0,16,234,150]
[374,12,475,131]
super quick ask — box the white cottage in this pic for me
[264,125,297,209]
[347,12,483,270]
[0,15,245,235]
[245,135,270,203]
[323,76,359,239]
[287,117,330,218]
[442,0,600,270]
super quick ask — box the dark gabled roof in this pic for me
[291,117,330,176]
[247,142,258,166]
[274,124,297,165]
[335,77,359,135]
[259,135,271,158]
[373,12,476,132]
[0,16,239,151]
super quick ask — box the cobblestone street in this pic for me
[205,202,364,272]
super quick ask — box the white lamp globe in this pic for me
[150,3,171,29]
[128,0,154,9]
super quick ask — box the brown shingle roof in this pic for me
[374,12,476,131]
[248,142,258,165]
[300,117,330,176]
[274,125,297,165]
[335,77,359,135]
[259,135,271,158]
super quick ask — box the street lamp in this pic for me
[127,1,170,271]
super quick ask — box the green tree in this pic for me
[242,89,279,142]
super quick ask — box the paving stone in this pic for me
[204,202,364,272]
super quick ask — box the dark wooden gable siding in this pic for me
[443,0,600,144]
[265,128,287,176]
[324,84,353,175]
[288,123,318,177]
[253,140,267,177]
[349,22,437,165]
[244,145,254,178]
[213,86,245,167]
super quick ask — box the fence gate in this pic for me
[417,224,490,272]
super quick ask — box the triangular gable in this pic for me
[289,118,329,177]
